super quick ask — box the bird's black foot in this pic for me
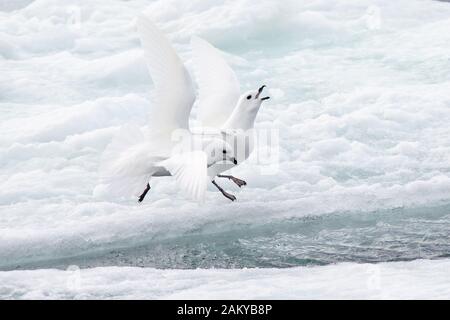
[218,175,247,188]
[212,180,237,202]
[138,183,151,203]
[222,191,237,202]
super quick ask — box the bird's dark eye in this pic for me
[222,150,227,154]
[246,95,252,100]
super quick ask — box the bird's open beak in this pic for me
[255,85,270,101]
[255,85,265,99]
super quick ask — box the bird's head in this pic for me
[237,85,270,112]
[205,139,237,166]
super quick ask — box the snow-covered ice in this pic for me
[1,259,450,299]
[1,0,450,298]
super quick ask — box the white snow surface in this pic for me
[1,259,450,299]
[1,0,450,297]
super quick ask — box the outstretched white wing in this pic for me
[137,16,195,136]
[191,36,240,128]
[158,151,208,202]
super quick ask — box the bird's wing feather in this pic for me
[191,36,240,128]
[137,16,195,137]
[94,125,163,200]
[157,151,208,202]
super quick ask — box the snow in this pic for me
[1,259,450,299]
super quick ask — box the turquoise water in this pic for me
[5,203,449,270]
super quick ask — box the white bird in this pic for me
[94,16,269,202]
[190,36,270,201]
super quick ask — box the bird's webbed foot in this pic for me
[218,175,247,188]
[212,180,237,202]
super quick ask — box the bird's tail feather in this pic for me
[94,125,157,200]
